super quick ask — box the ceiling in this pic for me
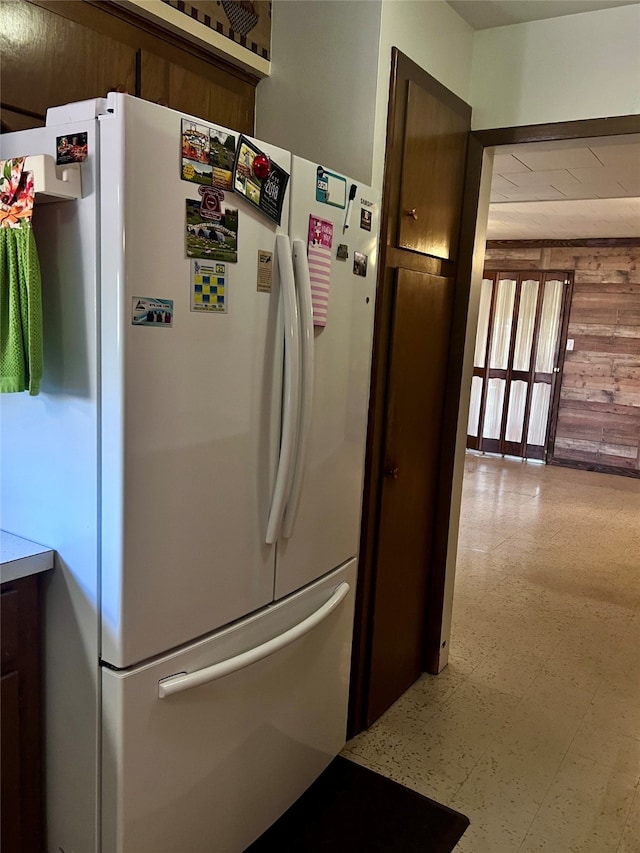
[486,135,640,239]
[447,0,639,30]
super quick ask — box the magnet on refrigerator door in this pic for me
[336,244,349,260]
[198,186,224,221]
[308,214,333,327]
[181,120,213,185]
[191,260,227,313]
[209,127,236,190]
[316,166,346,209]
[56,132,88,164]
[233,135,289,226]
[353,252,368,277]
[186,199,238,263]
[257,250,273,293]
[131,297,174,326]
[360,208,372,231]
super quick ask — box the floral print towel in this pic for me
[0,158,35,228]
[0,157,42,394]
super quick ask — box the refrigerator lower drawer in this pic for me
[101,560,357,853]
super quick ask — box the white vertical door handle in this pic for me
[266,234,301,544]
[283,239,315,539]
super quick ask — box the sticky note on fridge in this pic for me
[308,215,334,327]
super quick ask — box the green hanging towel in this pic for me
[0,223,43,396]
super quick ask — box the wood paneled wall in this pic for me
[484,242,640,476]
[0,0,257,134]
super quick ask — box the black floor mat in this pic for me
[246,755,470,852]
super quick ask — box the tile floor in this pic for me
[342,454,640,851]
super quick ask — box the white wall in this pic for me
[372,0,474,189]
[257,0,474,190]
[470,4,640,129]
[256,0,382,185]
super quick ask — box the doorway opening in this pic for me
[449,126,640,676]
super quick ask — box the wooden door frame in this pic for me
[348,53,640,735]
[544,272,574,462]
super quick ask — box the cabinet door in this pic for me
[0,577,44,853]
[1,108,45,133]
[369,269,455,719]
[397,80,468,260]
[140,50,254,133]
[1,0,136,122]
[1,672,21,853]
[1,588,18,670]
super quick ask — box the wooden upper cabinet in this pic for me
[141,51,211,117]
[139,51,253,134]
[397,80,469,261]
[0,0,136,124]
[1,1,256,136]
[1,107,44,133]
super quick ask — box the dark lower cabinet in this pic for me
[1,574,45,853]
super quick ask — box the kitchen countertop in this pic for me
[0,531,54,585]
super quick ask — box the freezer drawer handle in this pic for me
[158,582,350,699]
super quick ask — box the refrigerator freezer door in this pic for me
[275,157,379,598]
[101,560,356,853]
[99,96,291,667]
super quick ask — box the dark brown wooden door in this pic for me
[399,81,469,259]
[368,270,455,714]
[351,49,477,731]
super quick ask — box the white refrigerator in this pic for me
[0,93,379,852]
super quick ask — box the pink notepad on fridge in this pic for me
[308,215,334,327]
